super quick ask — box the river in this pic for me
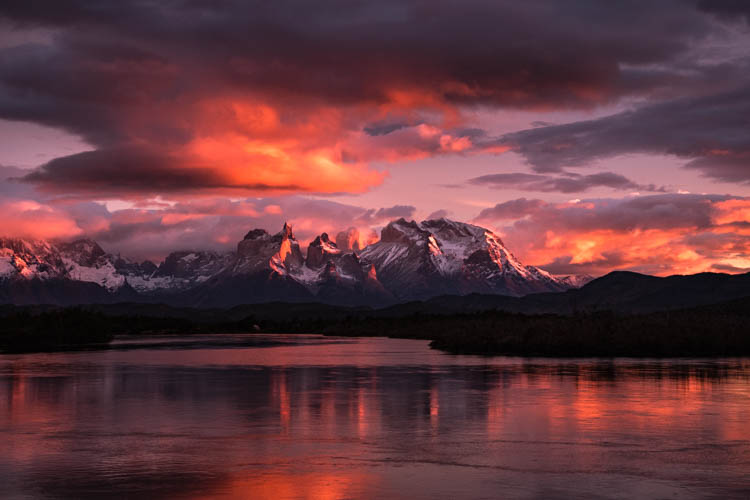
[1,334,749,499]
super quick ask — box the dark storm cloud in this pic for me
[477,194,729,230]
[375,205,416,218]
[712,262,750,273]
[526,193,725,232]
[364,122,410,137]
[23,149,302,196]
[475,198,547,221]
[698,0,750,23]
[683,154,750,184]
[0,0,747,197]
[468,171,666,193]
[500,85,750,181]
[0,0,731,137]
[0,41,177,146]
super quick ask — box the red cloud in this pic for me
[479,194,750,276]
[0,200,82,240]
[9,0,732,201]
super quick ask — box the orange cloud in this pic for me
[0,200,82,240]
[25,88,490,200]
[485,194,750,276]
[524,228,717,276]
[713,199,750,225]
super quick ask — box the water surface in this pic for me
[1,334,749,499]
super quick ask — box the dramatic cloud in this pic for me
[86,197,402,260]
[0,171,404,259]
[0,0,745,199]
[500,86,750,182]
[480,194,750,276]
[1,2,749,277]
[698,0,750,22]
[468,171,665,194]
[475,198,547,222]
[0,199,82,240]
[21,147,371,198]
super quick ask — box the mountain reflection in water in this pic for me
[1,335,749,499]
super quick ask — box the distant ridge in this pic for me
[374,270,750,316]
[0,218,588,307]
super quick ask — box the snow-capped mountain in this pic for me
[0,218,586,306]
[555,274,595,288]
[0,237,68,281]
[185,224,391,307]
[360,218,571,300]
[58,239,147,292]
[297,232,392,305]
[0,237,230,302]
[56,239,229,294]
[184,223,313,307]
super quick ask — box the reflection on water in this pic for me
[1,335,749,499]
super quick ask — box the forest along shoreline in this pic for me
[1,295,750,357]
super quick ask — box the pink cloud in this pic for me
[0,200,82,240]
[478,194,750,276]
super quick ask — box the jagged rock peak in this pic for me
[281,222,294,239]
[359,217,571,299]
[380,218,431,243]
[243,223,295,243]
[311,232,336,247]
[336,227,361,252]
[243,228,269,240]
[421,217,492,242]
[0,237,56,256]
[58,238,110,268]
[307,232,343,269]
[59,238,106,257]
[1,218,588,307]
[0,237,66,281]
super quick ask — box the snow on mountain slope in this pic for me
[360,218,571,299]
[304,233,341,270]
[231,223,304,277]
[555,274,594,288]
[0,238,67,281]
[209,224,392,305]
[62,257,125,291]
[0,217,587,306]
[141,251,231,292]
[0,237,230,294]
[0,253,15,278]
[58,239,126,291]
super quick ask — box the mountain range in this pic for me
[0,218,590,307]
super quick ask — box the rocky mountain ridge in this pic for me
[0,218,590,306]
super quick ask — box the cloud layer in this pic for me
[499,86,750,182]
[468,172,665,194]
[477,194,750,276]
[1,0,747,198]
[0,2,749,276]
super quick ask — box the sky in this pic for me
[1,0,750,276]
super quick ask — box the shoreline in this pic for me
[2,299,750,357]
